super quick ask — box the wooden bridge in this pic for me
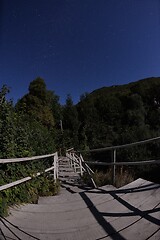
[0,138,160,239]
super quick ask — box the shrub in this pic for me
[92,167,134,188]
[0,175,60,217]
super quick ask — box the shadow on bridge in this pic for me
[79,182,160,239]
[80,191,126,240]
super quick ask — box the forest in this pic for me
[1,76,160,157]
[1,76,160,214]
[1,76,160,164]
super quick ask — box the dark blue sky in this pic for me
[1,0,160,104]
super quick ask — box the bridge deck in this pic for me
[1,157,160,240]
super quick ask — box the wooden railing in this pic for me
[66,148,97,188]
[0,152,59,192]
[69,136,160,186]
[66,148,84,176]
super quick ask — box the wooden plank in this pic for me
[0,176,32,191]
[78,136,160,153]
[0,166,55,191]
[0,152,57,164]
[85,159,160,166]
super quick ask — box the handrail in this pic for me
[85,159,160,166]
[66,151,85,175]
[66,149,97,188]
[78,136,160,153]
[68,136,160,186]
[0,152,59,191]
[66,148,74,153]
[0,166,55,191]
[0,152,57,164]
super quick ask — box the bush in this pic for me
[0,175,60,217]
[92,167,134,188]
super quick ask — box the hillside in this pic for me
[76,76,160,149]
[81,77,160,101]
[1,76,160,184]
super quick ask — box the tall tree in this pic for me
[16,77,55,128]
[0,86,16,158]
[62,95,79,148]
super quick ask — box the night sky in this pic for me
[1,0,160,104]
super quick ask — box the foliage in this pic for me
[76,77,160,183]
[92,167,134,188]
[62,94,80,148]
[15,77,60,129]
[0,82,60,216]
[0,176,60,216]
[1,76,160,215]
[77,77,160,149]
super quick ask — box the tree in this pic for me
[0,85,10,105]
[16,77,55,128]
[62,95,80,148]
[0,86,16,158]
[122,94,146,127]
[46,90,62,125]
[29,77,47,100]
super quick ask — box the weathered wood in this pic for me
[78,136,160,153]
[113,149,116,185]
[85,159,160,166]
[0,176,32,191]
[66,150,96,188]
[1,179,160,240]
[66,148,74,153]
[0,152,58,191]
[0,153,57,164]
[0,166,54,191]
[0,166,55,191]
[54,152,58,181]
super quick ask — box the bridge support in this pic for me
[113,149,116,186]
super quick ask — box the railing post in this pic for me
[73,153,76,172]
[113,149,116,186]
[79,156,83,176]
[71,153,74,168]
[54,153,58,182]
[83,161,97,188]
[56,153,59,179]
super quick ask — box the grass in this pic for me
[92,167,135,188]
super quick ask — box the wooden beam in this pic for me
[0,153,56,164]
[0,166,55,191]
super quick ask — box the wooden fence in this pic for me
[0,152,59,192]
[1,135,160,191]
[66,149,97,188]
[70,136,160,186]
